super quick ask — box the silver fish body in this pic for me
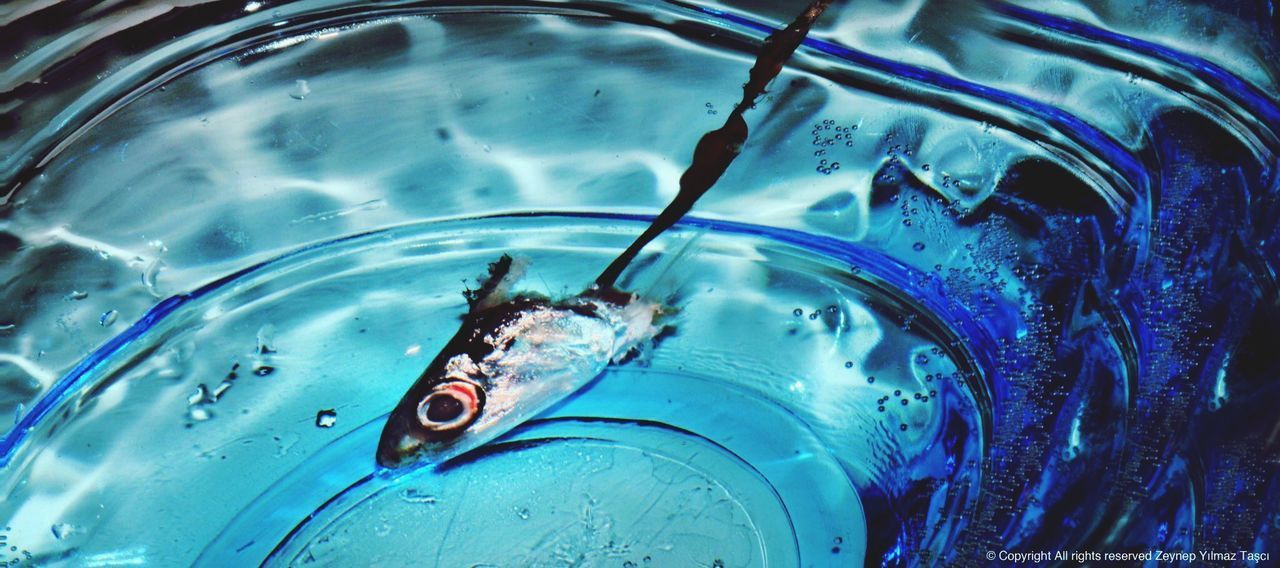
[377,278,666,469]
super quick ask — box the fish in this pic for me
[377,0,832,468]
[376,255,670,468]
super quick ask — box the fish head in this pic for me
[377,292,663,469]
[376,342,599,469]
[376,370,489,468]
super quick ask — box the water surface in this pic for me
[1,1,1277,565]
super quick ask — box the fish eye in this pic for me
[425,395,464,422]
[416,381,482,432]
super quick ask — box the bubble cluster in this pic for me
[811,119,859,174]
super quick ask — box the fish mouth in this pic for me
[376,409,432,468]
[376,427,420,468]
[376,427,469,469]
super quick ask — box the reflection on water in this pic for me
[1,1,1277,566]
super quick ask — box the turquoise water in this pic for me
[1,1,1278,566]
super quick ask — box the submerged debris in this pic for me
[50,523,77,541]
[290,79,311,100]
[398,488,437,504]
[142,259,165,297]
[255,324,277,355]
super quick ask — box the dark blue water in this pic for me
[0,1,1277,566]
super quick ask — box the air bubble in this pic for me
[99,310,118,327]
[912,242,926,252]
[142,259,165,297]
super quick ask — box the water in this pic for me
[1,1,1277,566]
